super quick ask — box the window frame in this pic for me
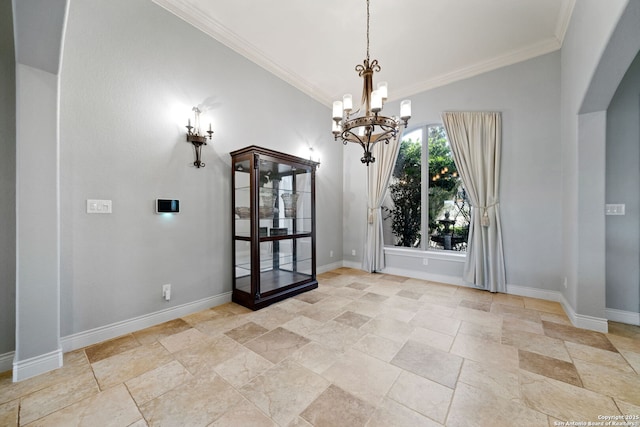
[383,123,467,257]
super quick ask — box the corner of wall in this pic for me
[12,348,63,382]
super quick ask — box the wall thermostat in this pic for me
[156,199,179,214]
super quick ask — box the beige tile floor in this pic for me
[1,267,640,426]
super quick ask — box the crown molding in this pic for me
[555,0,577,45]
[154,0,566,107]
[390,37,562,102]
[152,0,332,106]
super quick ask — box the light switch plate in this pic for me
[605,204,625,215]
[87,199,112,214]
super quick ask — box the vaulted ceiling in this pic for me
[153,0,575,106]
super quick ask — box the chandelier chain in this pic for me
[366,0,370,61]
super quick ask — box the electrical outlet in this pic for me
[605,204,625,215]
[162,284,171,301]
[86,199,112,214]
[563,277,568,289]
[422,258,429,266]
[351,249,356,256]
[330,250,334,258]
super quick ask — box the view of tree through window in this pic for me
[385,134,422,247]
[383,125,470,251]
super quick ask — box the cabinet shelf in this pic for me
[235,232,313,240]
[231,146,318,310]
[234,185,312,195]
[234,217,313,221]
[235,255,312,274]
[235,270,315,297]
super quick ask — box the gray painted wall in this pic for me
[606,50,640,314]
[344,52,563,291]
[59,0,341,335]
[0,0,16,355]
[561,0,640,321]
[13,0,67,369]
[15,64,61,361]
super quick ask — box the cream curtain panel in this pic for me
[442,112,505,292]
[362,132,403,272]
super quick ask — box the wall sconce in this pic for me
[185,106,213,168]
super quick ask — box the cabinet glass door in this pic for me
[256,158,312,296]
[234,158,251,296]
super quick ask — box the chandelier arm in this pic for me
[361,141,374,157]
[358,136,376,165]
[342,129,365,146]
[370,128,397,144]
[342,129,379,153]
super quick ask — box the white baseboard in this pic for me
[342,260,362,270]
[570,311,609,333]
[506,283,564,303]
[317,261,344,274]
[506,284,608,333]
[605,308,640,326]
[61,292,232,353]
[13,348,63,382]
[0,351,15,375]
[381,266,467,287]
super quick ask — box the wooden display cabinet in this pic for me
[230,145,319,310]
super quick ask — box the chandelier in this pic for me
[332,0,411,166]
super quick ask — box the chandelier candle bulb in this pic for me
[400,100,412,121]
[371,90,382,112]
[343,94,353,112]
[377,82,388,100]
[332,120,341,135]
[333,101,343,120]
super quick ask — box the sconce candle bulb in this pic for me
[308,146,320,169]
[186,106,213,168]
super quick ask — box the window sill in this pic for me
[383,246,466,263]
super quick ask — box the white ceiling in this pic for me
[153,0,575,106]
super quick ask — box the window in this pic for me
[382,125,470,251]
